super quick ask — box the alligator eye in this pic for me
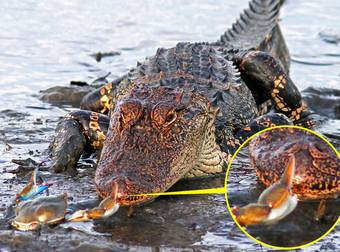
[118,100,143,130]
[165,112,177,125]
[152,102,177,128]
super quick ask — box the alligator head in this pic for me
[94,86,221,205]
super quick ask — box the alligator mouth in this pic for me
[96,179,157,206]
[117,195,152,205]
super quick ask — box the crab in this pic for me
[10,167,120,231]
[11,194,68,231]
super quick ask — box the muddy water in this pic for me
[0,0,339,251]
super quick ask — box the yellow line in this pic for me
[128,187,225,197]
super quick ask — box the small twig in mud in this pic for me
[33,118,44,125]
[315,199,327,221]
[127,206,134,218]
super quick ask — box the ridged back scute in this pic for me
[217,0,280,50]
[127,42,243,96]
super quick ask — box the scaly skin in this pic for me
[48,0,318,206]
[249,127,340,200]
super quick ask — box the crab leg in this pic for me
[232,155,298,226]
[314,199,327,221]
[232,203,271,226]
[67,182,120,222]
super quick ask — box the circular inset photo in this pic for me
[225,126,339,249]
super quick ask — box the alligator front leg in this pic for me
[80,76,124,114]
[233,51,315,128]
[50,110,109,173]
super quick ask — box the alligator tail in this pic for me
[217,0,290,72]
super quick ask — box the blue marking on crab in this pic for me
[17,184,53,201]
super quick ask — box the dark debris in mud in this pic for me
[90,51,121,62]
[6,158,42,174]
[0,110,30,120]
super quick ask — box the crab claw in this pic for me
[15,164,53,203]
[232,204,271,226]
[232,155,298,226]
[67,182,120,222]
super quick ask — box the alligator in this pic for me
[48,0,315,219]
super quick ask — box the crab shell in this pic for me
[11,193,68,231]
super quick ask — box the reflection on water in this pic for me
[0,0,339,251]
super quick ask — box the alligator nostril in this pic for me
[124,177,134,185]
